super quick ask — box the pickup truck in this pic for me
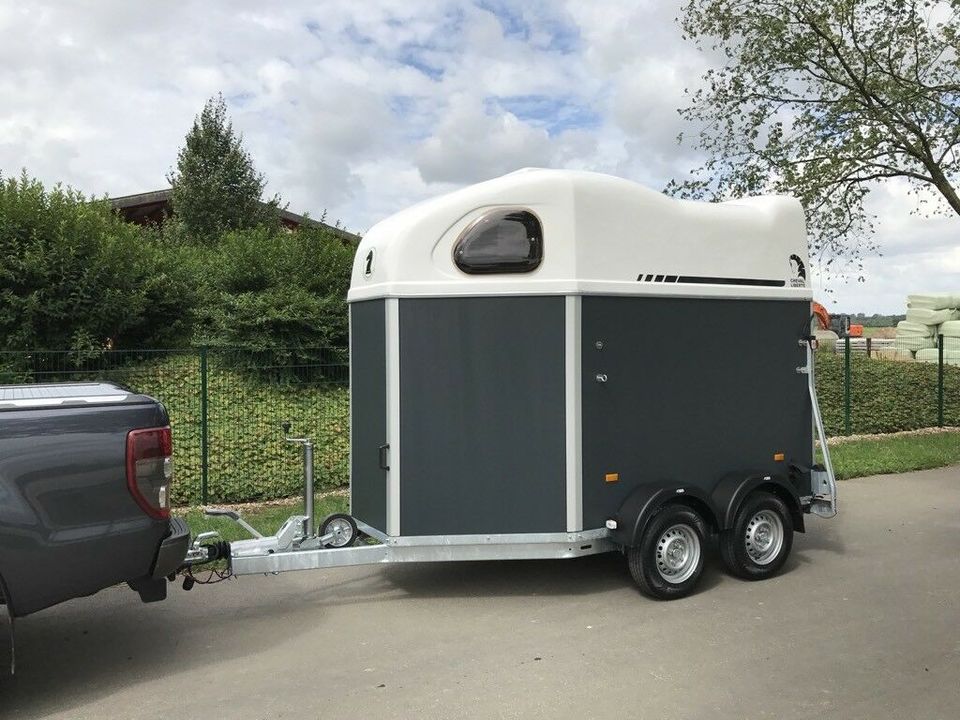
[0,382,190,617]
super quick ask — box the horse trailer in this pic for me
[198,169,837,601]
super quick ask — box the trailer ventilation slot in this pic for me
[636,274,785,288]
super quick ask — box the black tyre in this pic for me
[627,505,707,600]
[318,513,358,548]
[719,491,793,580]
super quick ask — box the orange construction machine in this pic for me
[813,301,862,337]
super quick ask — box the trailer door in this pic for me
[350,300,388,532]
[580,295,812,531]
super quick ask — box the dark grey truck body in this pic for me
[0,383,189,617]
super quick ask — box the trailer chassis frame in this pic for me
[229,524,616,576]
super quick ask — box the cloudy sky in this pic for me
[1,0,956,313]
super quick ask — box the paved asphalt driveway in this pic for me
[4,466,960,720]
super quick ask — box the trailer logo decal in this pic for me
[363,248,376,279]
[788,254,806,287]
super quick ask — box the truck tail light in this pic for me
[126,426,173,520]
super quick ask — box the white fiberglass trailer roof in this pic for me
[348,168,811,302]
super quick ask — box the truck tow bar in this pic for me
[182,531,232,567]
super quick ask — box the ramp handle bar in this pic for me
[203,508,263,538]
[802,338,838,518]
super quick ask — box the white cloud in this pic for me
[416,95,553,184]
[0,0,955,313]
[814,180,960,314]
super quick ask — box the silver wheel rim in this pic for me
[325,518,354,547]
[655,524,701,584]
[744,510,783,565]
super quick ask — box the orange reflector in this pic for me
[605,472,620,483]
[774,452,785,462]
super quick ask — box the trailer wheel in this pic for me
[627,505,706,600]
[318,513,358,548]
[719,491,793,580]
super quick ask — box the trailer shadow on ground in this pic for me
[374,524,845,602]
[790,519,846,554]
[378,550,733,600]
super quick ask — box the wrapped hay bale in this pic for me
[934,321,960,351]
[814,329,838,353]
[894,319,935,353]
[872,348,915,362]
[905,307,960,325]
[894,334,935,352]
[907,293,960,310]
[916,348,960,365]
[939,320,960,337]
[896,320,937,335]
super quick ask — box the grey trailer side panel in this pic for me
[580,296,812,530]
[350,300,388,532]
[399,296,567,535]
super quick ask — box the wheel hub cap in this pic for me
[327,519,352,547]
[655,524,701,584]
[744,510,784,565]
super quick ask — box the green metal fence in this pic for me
[814,335,960,436]
[1,340,957,504]
[0,348,349,505]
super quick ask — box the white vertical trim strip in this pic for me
[348,308,353,515]
[565,295,583,532]
[386,298,401,536]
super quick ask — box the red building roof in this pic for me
[109,189,358,241]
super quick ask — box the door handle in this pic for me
[595,373,608,383]
[378,443,390,470]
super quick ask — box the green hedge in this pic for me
[815,352,960,435]
[120,355,348,505]
[110,351,960,504]
[0,172,201,352]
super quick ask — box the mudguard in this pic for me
[711,471,805,533]
[0,570,13,618]
[610,483,719,548]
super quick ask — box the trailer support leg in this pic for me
[303,441,315,538]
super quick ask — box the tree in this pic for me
[670,0,960,276]
[197,224,356,365]
[168,93,279,240]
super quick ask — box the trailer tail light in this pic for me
[126,426,173,520]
